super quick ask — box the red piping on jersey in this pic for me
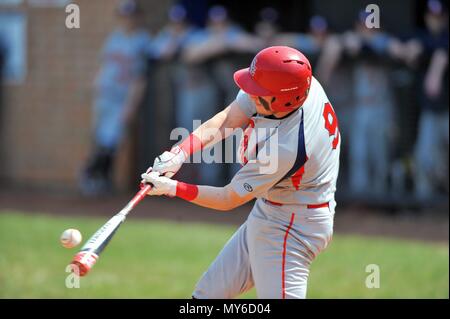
[307,202,329,209]
[263,198,329,209]
[290,156,308,190]
[264,199,283,206]
[282,213,296,299]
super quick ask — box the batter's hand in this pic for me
[150,145,187,178]
[141,171,177,197]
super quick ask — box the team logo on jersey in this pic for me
[243,183,253,192]
[249,57,257,77]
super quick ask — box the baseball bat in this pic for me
[70,183,152,276]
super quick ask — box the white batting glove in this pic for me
[141,171,177,197]
[150,145,187,178]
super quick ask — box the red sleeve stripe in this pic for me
[179,134,203,156]
[176,182,199,201]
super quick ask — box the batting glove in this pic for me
[141,171,177,197]
[150,146,187,178]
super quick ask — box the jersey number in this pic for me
[323,102,339,149]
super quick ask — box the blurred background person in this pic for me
[0,32,5,115]
[171,5,222,186]
[0,31,5,160]
[183,5,262,104]
[135,3,197,179]
[179,5,262,185]
[342,11,399,199]
[273,15,330,65]
[79,0,152,196]
[152,4,195,62]
[182,5,262,67]
[0,32,5,82]
[410,0,449,202]
[254,6,280,47]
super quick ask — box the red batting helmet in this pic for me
[234,46,312,112]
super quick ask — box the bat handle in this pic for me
[133,183,152,208]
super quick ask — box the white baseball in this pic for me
[60,228,82,249]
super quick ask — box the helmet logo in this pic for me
[280,86,298,92]
[250,57,257,77]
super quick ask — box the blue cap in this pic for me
[310,15,328,32]
[117,0,138,16]
[357,9,371,23]
[168,4,187,23]
[208,5,228,23]
[427,0,444,15]
[259,7,279,23]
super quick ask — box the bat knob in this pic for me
[140,182,153,191]
[70,251,98,277]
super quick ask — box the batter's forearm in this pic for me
[176,119,224,158]
[189,109,228,150]
[191,185,232,211]
[175,183,252,211]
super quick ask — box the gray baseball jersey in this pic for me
[193,76,340,299]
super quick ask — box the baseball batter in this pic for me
[141,46,340,299]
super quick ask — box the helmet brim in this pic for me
[233,68,273,96]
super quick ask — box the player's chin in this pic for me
[256,108,274,116]
[274,105,301,115]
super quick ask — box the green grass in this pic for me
[0,212,448,298]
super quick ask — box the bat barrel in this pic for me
[71,251,99,276]
[68,185,151,277]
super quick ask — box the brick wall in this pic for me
[0,0,171,192]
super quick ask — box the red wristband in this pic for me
[176,182,199,201]
[179,134,203,156]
